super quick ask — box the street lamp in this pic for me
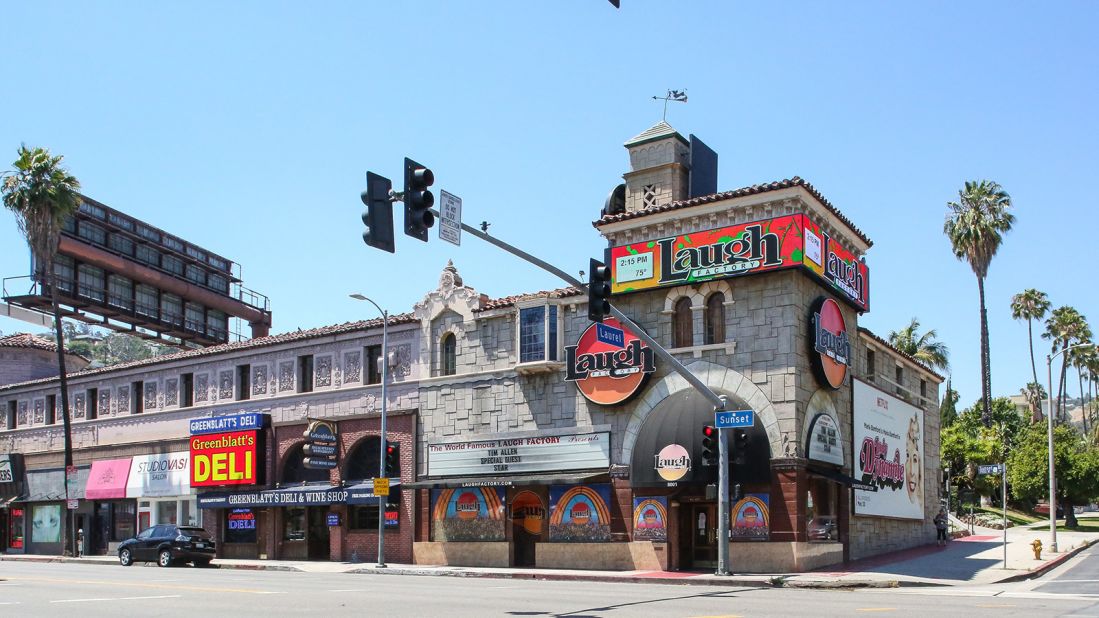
[1046,341,1095,553]
[349,293,389,568]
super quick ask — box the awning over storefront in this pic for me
[24,467,90,502]
[405,470,608,490]
[345,480,402,504]
[197,484,345,509]
[85,458,132,500]
[810,467,878,493]
[0,454,26,503]
[126,452,191,498]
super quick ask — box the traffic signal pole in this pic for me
[440,212,734,574]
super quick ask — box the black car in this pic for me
[118,524,216,567]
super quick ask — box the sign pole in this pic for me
[377,308,388,568]
[716,398,730,576]
[1002,461,1008,569]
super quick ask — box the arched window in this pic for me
[282,443,330,484]
[441,333,456,376]
[344,436,382,481]
[705,292,725,345]
[673,297,693,348]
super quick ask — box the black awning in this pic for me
[810,467,878,492]
[405,470,608,490]
[345,480,402,504]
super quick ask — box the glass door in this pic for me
[689,503,717,568]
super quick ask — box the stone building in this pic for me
[0,333,90,388]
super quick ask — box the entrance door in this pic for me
[306,508,330,560]
[688,504,717,568]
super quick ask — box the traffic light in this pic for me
[732,483,743,502]
[361,172,395,253]
[403,157,435,241]
[588,258,611,322]
[732,429,749,465]
[700,425,718,466]
[384,440,400,477]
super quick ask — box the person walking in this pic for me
[934,507,949,546]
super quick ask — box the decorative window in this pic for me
[116,386,130,415]
[316,356,332,388]
[252,365,268,396]
[672,297,693,348]
[194,374,209,403]
[77,264,105,302]
[144,381,158,411]
[219,370,234,400]
[518,305,559,363]
[107,275,134,311]
[73,393,85,420]
[98,389,111,417]
[343,351,361,384]
[643,184,658,208]
[278,361,295,392]
[704,292,725,345]
[164,379,178,407]
[33,399,44,424]
[441,333,457,376]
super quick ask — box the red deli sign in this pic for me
[565,317,655,406]
[190,430,259,487]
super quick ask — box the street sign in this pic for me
[978,464,1002,475]
[439,190,462,246]
[595,322,625,348]
[374,477,390,497]
[67,499,78,510]
[715,409,754,429]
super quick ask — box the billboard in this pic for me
[853,380,924,520]
[190,430,260,487]
[608,213,869,311]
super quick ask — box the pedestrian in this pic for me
[934,507,949,546]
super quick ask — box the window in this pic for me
[806,477,839,543]
[79,200,106,219]
[6,400,14,430]
[162,235,184,252]
[518,305,559,363]
[184,302,205,333]
[161,293,183,326]
[225,508,257,543]
[365,345,381,385]
[895,365,903,396]
[643,183,658,208]
[673,297,693,348]
[867,349,876,380]
[206,310,227,341]
[137,224,160,243]
[236,365,251,401]
[181,373,194,408]
[920,379,927,400]
[45,395,56,425]
[135,284,158,318]
[107,275,134,311]
[108,233,134,256]
[86,388,98,420]
[77,220,106,245]
[349,499,399,530]
[135,244,160,267]
[61,215,76,234]
[77,264,105,302]
[283,507,306,541]
[704,292,725,345]
[52,255,75,294]
[161,254,184,276]
[132,382,143,414]
[344,437,382,480]
[207,272,229,294]
[107,212,133,231]
[298,355,314,393]
[441,333,456,376]
[185,263,206,286]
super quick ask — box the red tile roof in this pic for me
[858,326,945,382]
[0,333,61,353]
[593,176,873,248]
[474,287,584,312]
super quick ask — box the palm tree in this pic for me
[944,180,1015,425]
[887,317,950,372]
[1011,289,1051,387]
[1042,306,1091,421]
[1020,381,1047,423]
[1,145,81,549]
[1072,345,1096,433]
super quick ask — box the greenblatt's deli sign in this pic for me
[609,214,869,311]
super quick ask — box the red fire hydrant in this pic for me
[1031,539,1043,560]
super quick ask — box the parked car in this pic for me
[1034,502,1065,518]
[808,516,837,540]
[118,524,215,567]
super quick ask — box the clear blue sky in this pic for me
[2,1,1097,410]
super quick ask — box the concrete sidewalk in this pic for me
[3,520,1095,589]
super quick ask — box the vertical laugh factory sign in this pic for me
[853,380,924,520]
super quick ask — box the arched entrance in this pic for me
[281,443,330,560]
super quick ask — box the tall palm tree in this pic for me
[1043,306,1091,421]
[1073,345,1096,433]
[1,145,81,547]
[944,180,1015,425]
[1011,289,1051,387]
[887,317,950,372]
[1020,381,1047,423]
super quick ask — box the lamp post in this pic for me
[1046,341,1095,553]
[350,293,388,568]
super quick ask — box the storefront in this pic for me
[84,458,136,555]
[21,466,90,556]
[126,451,197,530]
[0,454,26,553]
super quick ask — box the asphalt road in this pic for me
[1,560,1097,617]
[1037,545,1099,596]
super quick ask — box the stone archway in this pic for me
[621,360,781,465]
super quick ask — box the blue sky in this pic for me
[2,1,1097,410]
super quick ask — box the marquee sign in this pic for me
[427,431,610,477]
[565,317,655,406]
[809,297,851,390]
[609,214,870,311]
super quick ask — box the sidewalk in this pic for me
[3,519,1095,590]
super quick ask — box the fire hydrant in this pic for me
[1032,539,1043,560]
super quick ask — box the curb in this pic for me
[995,538,1098,584]
[0,555,304,572]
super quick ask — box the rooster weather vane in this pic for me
[652,89,688,121]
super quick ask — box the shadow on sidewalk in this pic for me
[813,537,1002,582]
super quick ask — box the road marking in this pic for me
[976,604,1016,608]
[51,594,182,603]
[1048,579,1099,583]
[856,610,897,613]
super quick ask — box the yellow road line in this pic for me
[3,575,284,595]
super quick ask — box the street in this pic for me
[1,559,1097,618]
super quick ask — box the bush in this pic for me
[959,512,1013,530]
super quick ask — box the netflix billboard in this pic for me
[608,214,869,312]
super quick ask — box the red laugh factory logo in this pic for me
[810,297,851,390]
[565,317,656,406]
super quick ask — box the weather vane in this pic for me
[652,89,688,121]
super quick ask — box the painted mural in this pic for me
[631,496,668,542]
[731,494,769,541]
[430,487,506,542]
[548,484,612,542]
